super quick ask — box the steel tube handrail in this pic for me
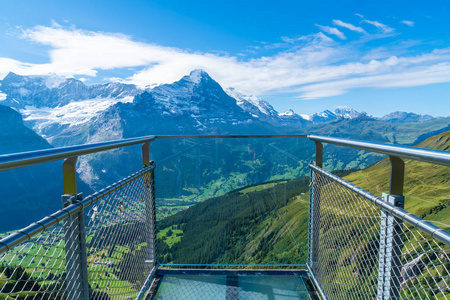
[0,134,306,172]
[308,135,450,167]
[155,134,307,139]
[0,135,156,172]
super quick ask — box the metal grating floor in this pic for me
[150,270,316,300]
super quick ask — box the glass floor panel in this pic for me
[154,275,313,300]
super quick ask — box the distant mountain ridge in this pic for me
[381,111,437,123]
[0,72,140,109]
[1,70,444,140]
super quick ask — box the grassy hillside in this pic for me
[344,131,450,229]
[156,177,311,265]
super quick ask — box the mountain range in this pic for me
[0,69,449,230]
[1,70,444,145]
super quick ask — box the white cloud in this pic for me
[363,19,394,34]
[316,25,347,40]
[332,20,367,34]
[298,60,450,99]
[1,24,450,101]
[402,20,415,27]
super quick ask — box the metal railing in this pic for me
[0,134,308,299]
[0,134,449,299]
[307,135,450,300]
[0,165,156,299]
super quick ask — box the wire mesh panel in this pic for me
[85,166,156,299]
[0,218,75,299]
[308,165,450,300]
[309,167,382,299]
[388,220,450,299]
[0,165,156,300]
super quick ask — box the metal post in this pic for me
[143,142,157,270]
[308,162,315,266]
[148,165,157,268]
[377,156,405,300]
[62,157,90,300]
[309,141,323,271]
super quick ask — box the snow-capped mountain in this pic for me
[1,70,372,146]
[381,111,436,123]
[311,107,367,123]
[225,87,279,121]
[0,72,140,109]
[278,109,311,127]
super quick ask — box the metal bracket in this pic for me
[143,142,150,168]
[315,141,323,168]
[63,156,78,195]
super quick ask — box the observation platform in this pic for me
[0,134,449,300]
[150,269,316,300]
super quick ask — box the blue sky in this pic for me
[1,0,450,117]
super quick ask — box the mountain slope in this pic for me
[344,131,450,228]
[156,177,312,264]
[0,105,93,231]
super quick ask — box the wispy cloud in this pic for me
[402,20,415,27]
[362,19,394,34]
[332,20,367,34]
[1,23,450,101]
[316,25,347,40]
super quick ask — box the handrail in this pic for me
[308,135,450,167]
[0,134,306,172]
[2,133,449,172]
[155,134,307,139]
[0,135,156,172]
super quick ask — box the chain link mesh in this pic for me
[309,166,450,300]
[0,218,71,299]
[86,167,156,299]
[0,166,156,300]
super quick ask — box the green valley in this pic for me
[155,131,450,268]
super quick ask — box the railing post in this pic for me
[143,142,157,268]
[377,156,405,300]
[62,157,90,300]
[308,141,323,269]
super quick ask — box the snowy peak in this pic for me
[311,107,367,123]
[279,109,296,117]
[381,111,436,123]
[334,107,363,119]
[131,70,253,128]
[225,87,278,119]
[184,69,211,84]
